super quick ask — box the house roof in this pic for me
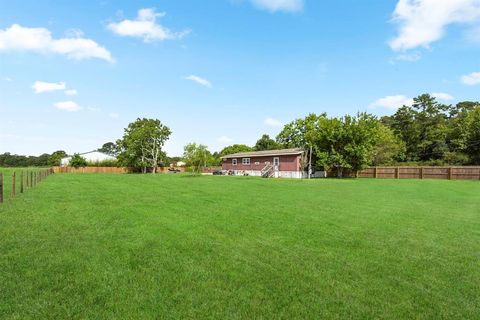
[221,148,304,159]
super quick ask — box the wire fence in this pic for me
[0,168,54,204]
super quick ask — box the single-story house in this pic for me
[221,148,305,178]
[60,151,116,167]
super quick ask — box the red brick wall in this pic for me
[222,154,301,172]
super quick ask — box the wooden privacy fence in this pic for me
[52,166,189,174]
[53,166,130,173]
[0,168,54,204]
[52,166,198,174]
[358,166,480,180]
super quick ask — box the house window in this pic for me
[273,157,280,166]
[242,158,251,165]
[254,161,260,165]
[232,159,237,166]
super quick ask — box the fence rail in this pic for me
[358,166,480,180]
[0,168,54,204]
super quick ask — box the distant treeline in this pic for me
[0,152,63,167]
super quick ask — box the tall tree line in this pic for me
[381,94,480,165]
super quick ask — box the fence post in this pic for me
[448,167,452,180]
[0,173,3,203]
[374,167,378,179]
[12,172,16,198]
[395,167,399,179]
[30,172,33,188]
[20,172,24,193]
[420,167,424,179]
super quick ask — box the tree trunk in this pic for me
[337,167,343,178]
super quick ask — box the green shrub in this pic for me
[69,154,87,168]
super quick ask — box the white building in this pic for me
[60,151,117,167]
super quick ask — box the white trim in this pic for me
[273,157,280,166]
[242,158,251,165]
[232,159,237,166]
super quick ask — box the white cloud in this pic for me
[32,81,66,93]
[184,75,212,88]
[2,77,13,82]
[250,0,304,12]
[389,0,480,51]
[0,24,113,62]
[64,89,78,96]
[461,71,480,85]
[108,112,120,118]
[218,136,233,144]
[264,117,283,127]
[369,95,414,109]
[53,101,82,112]
[87,107,101,112]
[107,8,190,42]
[391,52,422,63]
[432,92,454,100]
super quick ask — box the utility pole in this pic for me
[308,145,313,179]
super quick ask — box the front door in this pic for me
[273,157,280,168]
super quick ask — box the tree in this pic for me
[254,134,279,151]
[276,113,326,149]
[312,113,380,177]
[382,106,419,161]
[116,118,171,174]
[463,107,480,164]
[277,113,327,174]
[219,144,253,157]
[385,94,450,162]
[69,153,87,167]
[412,94,450,161]
[98,142,118,156]
[183,143,212,174]
[48,150,68,166]
[446,101,480,164]
[211,152,222,166]
[372,125,406,166]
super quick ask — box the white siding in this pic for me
[61,151,116,166]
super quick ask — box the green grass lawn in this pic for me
[0,173,479,319]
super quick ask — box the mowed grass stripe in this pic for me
[0,173,479,319]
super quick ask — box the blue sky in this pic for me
[1,0,480,156]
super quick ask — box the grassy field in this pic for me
[0,173,479,319]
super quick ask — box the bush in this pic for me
[69,154,87,168]
[443,152,469,166]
